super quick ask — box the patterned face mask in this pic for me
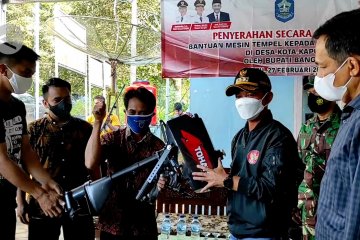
[127,113,153,134]
[307,93,331,114]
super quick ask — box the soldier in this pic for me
[294,76,341,240]
[192,0,209,23]
[175,0,191,24]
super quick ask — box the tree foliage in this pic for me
[6,0,190,122]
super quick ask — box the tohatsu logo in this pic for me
[180,130,214,169]
[194,146,207,167]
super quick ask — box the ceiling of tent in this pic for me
[46,15,160,65]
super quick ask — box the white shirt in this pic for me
[214,12,220,21]
[192,15,209,23]
[176,14,191,24]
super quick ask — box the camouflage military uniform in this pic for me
[297,110,341,239]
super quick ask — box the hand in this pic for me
[42,180,65,208]
[92,101,106,122]
[192,159,228,193]
[36,180,64,218]
[42,179,63,195]
[185,112,193,118]
[157,174,167,191]
[16,201,29,224]
[292,207,302,225]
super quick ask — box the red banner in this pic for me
[162,0,358,77]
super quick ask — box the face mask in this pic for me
[235,93,267,120]
[127,113,153,134]
[336,100,346,110]
[307,93,331,114]
[6,66,33,94]
[314,58,353,101]
[48,99,72,120]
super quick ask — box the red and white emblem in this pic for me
[247,150,260,165]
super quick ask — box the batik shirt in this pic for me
[0,96,27,208]
[27,115,92,216]
[297,110,341,238]
[98,126,164,237]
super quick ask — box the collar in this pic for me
[310,109,341,133]
[125,126,152,143]
[346,94,360,110]
[45,113,73,127]
[340,94,360,120]
[244,109,273,133]
[310,107,341,125]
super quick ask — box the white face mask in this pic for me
[7,66,33,94]
[336,100,346,110]
[314,58,353,102]
[235,93,267,120]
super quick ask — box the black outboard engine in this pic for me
[65,114,223,218]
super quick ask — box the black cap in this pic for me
[212,0,221,4]
[303,75,315,90]
[194,0,206,7]
[177,0,188,7]
[225,68,272,96]
[174,102,183,111]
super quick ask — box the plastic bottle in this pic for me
[159,214,171,240]
[190,215,201,239]
[176,214,187,238]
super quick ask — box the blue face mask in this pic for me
[127,113,153,134]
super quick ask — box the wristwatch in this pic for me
[223,176,233,190]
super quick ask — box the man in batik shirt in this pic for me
[17,78,94,240]
[85,87,165,240]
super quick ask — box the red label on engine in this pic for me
[180,130,214,169]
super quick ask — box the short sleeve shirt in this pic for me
[0,96,27,207]
[0,96,27,166]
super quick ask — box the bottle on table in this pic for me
[176,214,187,238]
[190,215,201,239]
[160,214,172,240]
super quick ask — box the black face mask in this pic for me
[48,100,72,120]
[307,93,331,114]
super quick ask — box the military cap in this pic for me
[226,68,272,96]
[212,0,221,4]
[194,0,206,7]
[177,0,188,7]
[303,75,315,90]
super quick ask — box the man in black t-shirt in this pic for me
[0,42,63,240]
[193,68,301,240]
